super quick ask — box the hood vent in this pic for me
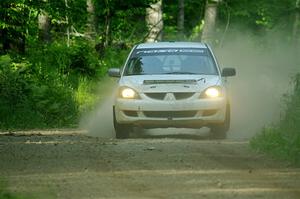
[143,79,197,85]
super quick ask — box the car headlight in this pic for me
[119,87,140,99]
[200,86,222,98]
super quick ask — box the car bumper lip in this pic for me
[114,97,227,127]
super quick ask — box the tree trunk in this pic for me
[177,0,184,38]
[104,0,111,47]
[104,11,111,47]
[292,0,300,49]
[1,27,10,53]
[86,0,96,38]
[201,0,220,44]
[65,0,70,47]
[38,11,51,42]
[146,0,163,42]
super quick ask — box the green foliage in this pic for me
[0,37,129,129]
[251,74,300,165]
[28,39,101,77]
[219,0,296,32]
[102,46,130,68]
[94,0,152,44]
[0,54,78,129]
[163,0,206,40]
[0,181,33,199]
[75,77,98,114]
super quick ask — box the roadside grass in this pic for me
[250,127,300,165]
[0,182,53,199]
[250,74,300,166]
[0,71,115,130]
[0,182,32,199]
[75,76,117,115]
[0,191,30,199]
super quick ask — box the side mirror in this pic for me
[108,68,121,77]
[221,68,236,77]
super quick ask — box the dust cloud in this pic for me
[216,31,300,140]
[79,79,117,139]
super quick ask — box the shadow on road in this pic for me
[130,127,214,140]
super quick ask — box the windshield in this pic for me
[124,48,218,76]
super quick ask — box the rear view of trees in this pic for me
[1,0,299,54]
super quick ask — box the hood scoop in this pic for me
[143,79,197,85]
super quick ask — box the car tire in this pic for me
[113,106,131,139]
[210,104,230,139]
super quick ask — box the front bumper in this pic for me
[115,97,227,128]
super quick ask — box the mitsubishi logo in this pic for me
[164,93,176,101]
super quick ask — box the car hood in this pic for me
[119,74,221,93]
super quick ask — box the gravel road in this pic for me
[0,130,299,199]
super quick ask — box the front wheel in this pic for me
[210,104,230,139]
[113,107,132,139]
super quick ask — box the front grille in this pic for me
[143,111,197,118]
[145,93,166,100]
[145,92,195,100]
[174,92,195,100]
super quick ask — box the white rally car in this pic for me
[108,42,236,139]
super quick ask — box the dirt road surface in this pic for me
[0,130,299,199]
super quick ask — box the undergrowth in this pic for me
[0,182,32,199]
[0,39,128,130]
[250,74,300,165]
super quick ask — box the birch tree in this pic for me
[65,0,70,47]
[146,0,163,42]
[201,0,220,44]
[293,0,300,48]
[38,10,51,42]
[104,0,112,47]
[86,0,96,38]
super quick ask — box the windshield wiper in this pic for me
[163,72,203,75]
[124,73,145,76]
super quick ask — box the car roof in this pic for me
[136,42,207,49]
